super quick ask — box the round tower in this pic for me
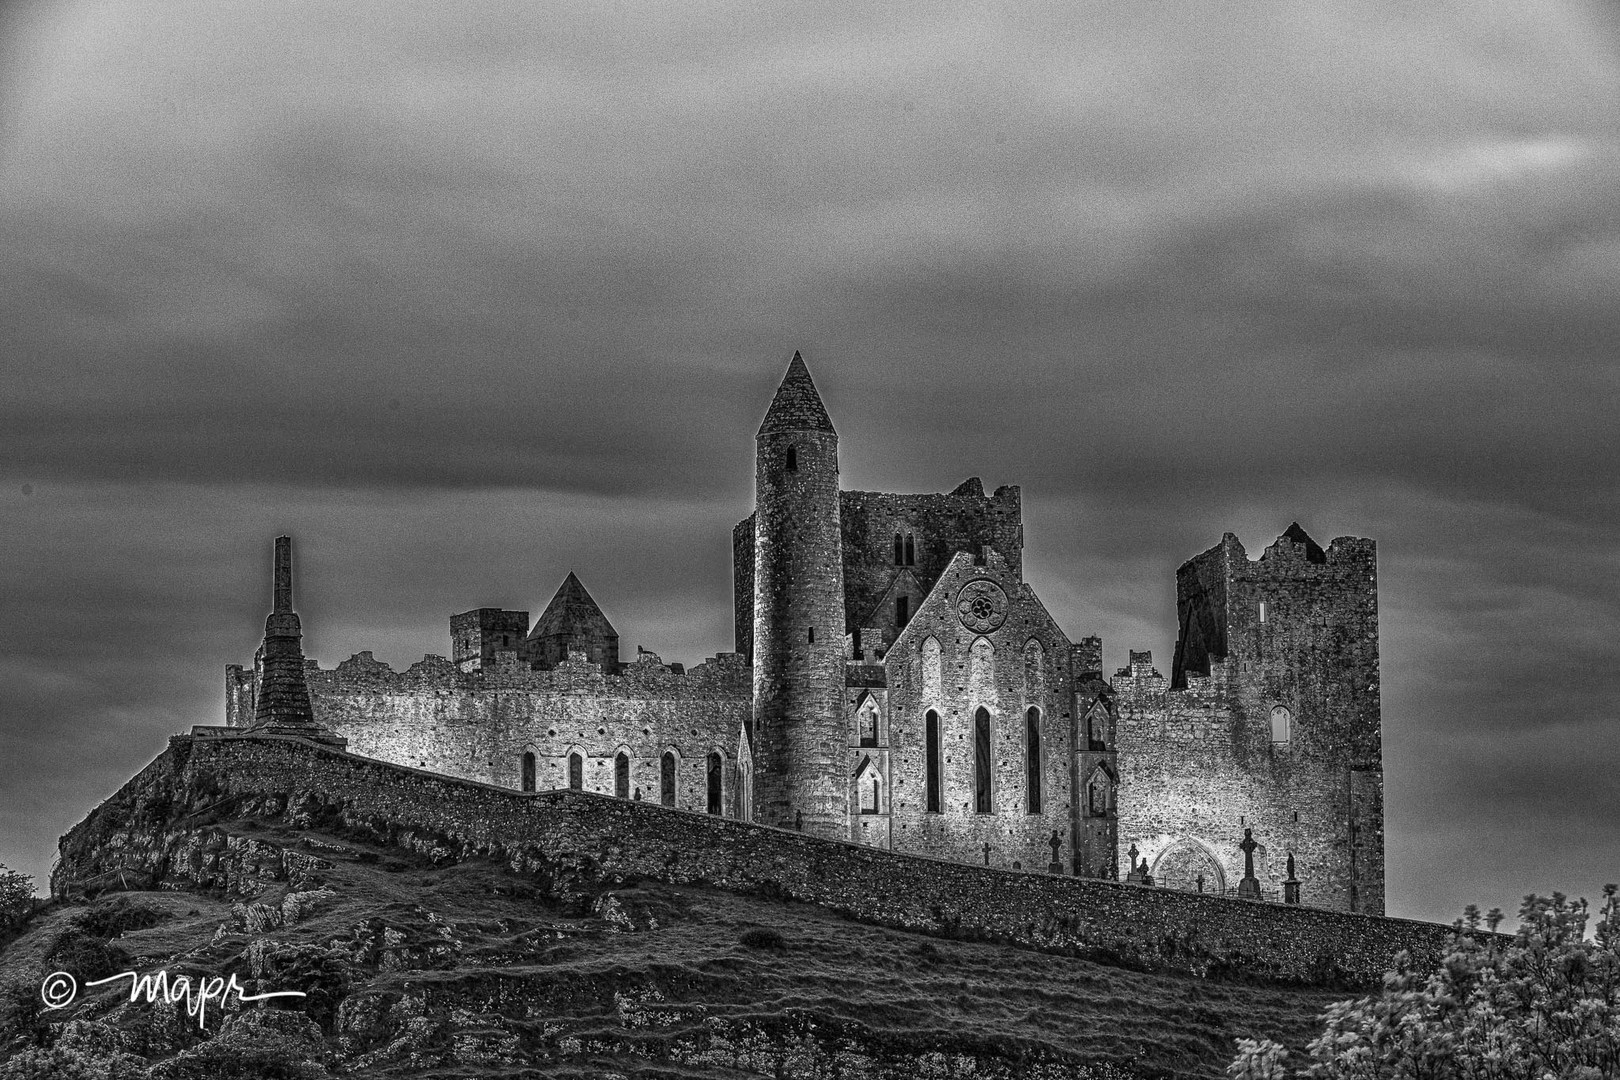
[752,351,847,838]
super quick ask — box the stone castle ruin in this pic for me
[223,353,1384,914]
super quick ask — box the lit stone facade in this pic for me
[225,353,1385,912]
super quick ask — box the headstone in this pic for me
[1284,851,1301,905]
[1048,830,1064,874]
[1237,827,1263,899]
[982,841,991,866]
[1125,842,1149,885]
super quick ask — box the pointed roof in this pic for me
[529,571,617,641]
[1280,522,1327,564]
[758,351,834,435]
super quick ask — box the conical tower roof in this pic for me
[758,351,834,435]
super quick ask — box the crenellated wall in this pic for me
[228,649,752,816]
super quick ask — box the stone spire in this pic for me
[757,351,834,435]
[249,536,344,746]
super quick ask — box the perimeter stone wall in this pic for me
[56,733,1461,989]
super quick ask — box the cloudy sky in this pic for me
[2,0,1617,926]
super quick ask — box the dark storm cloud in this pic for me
[2,0,1617,919]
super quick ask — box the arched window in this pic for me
[893,532,904,564]
[858,698,879,746]
[925,710,941,812]
[1271,705,1292,744]
[904,534,915,565]
[785,445,798,472]
[706,752,723,815]
[1025,707,1042,814]
[1023,639,1045,698]
[660,751,676,807]
[970,637,994,691]
[568,752,583,790]
[521,751,536,792]
[614,751,630,799]
[921,637,942,701]
[974,707,992,813]
[1088,702,1109,748]
[895,595,909,627]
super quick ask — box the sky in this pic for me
[1,0,1616,927]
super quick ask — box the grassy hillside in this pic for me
[1,815,1348,1079]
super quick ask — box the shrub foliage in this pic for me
[1230,886,1620,1080]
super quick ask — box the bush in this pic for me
[738,926,786,950]
[0,867,35,930]
[1230,885,1620,1079]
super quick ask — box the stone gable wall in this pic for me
[56,734,1462,988]
[883,551,1079,871]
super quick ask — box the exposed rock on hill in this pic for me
[3,815,1343,1079]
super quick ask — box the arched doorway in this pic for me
[1151,837,1227,895]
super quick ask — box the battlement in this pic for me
[1112,650,1234,705]
[229,647,751,716]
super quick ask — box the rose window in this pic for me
[956,580,1008,633]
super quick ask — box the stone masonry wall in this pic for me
[229,649,751,818]
[1115,529,1382,914]
[838,479,1024,646]
[883,551,1079,873]
[733,479,1024,661]
[56,733,1464,988]
[1113,656,1358,909]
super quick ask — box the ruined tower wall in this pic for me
[450,608,529,674]
[839,481,1023,645]
[734,481,1024,661]
[732,515,755,659]
[1115,531,1384,914]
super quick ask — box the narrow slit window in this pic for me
[1025,707,1042,814]
[807,626,815,644]
[785,445,798,472]
[706,752,723,814]
[521,751,536,792]
[904,534,915,565]
[925,710,941,812]
[568,752,583,790]
[893,533,904,564]
[614,752,630,799]
[660,752,676,807]
[974,707,992,813]
[1259,601,1267,623]
[896,595,909,626]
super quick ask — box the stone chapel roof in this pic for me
[528,571,617,643]
[758,351,835,435]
